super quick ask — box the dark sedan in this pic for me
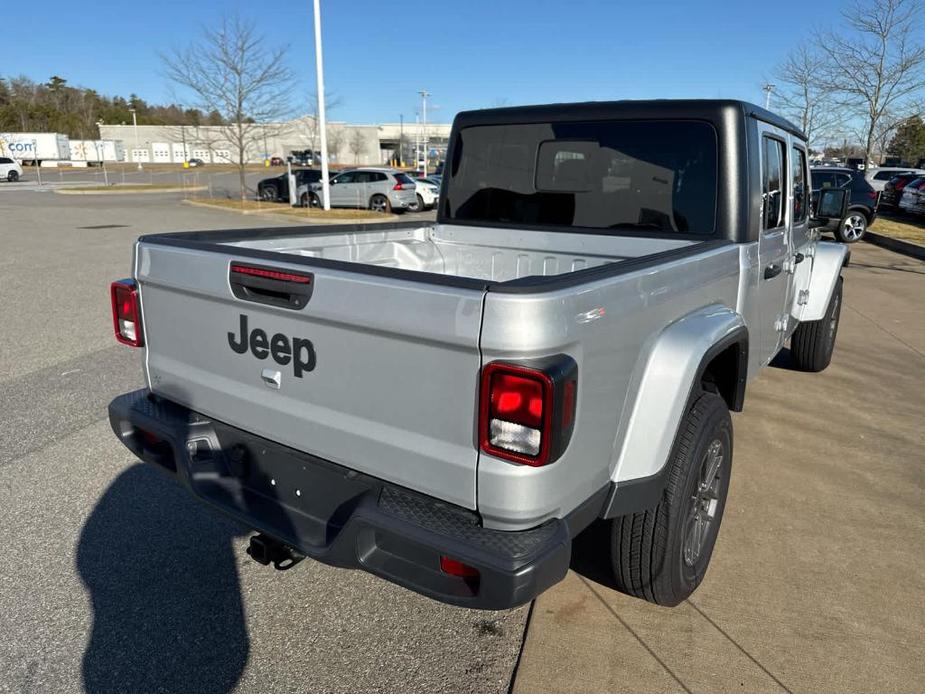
[257,169,323,202]
[810,167,879,243]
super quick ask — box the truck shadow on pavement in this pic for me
[76,463,249,694]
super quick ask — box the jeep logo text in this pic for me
[228,313,316,378]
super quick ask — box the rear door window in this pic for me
[792,147,807,224]
[0,157,11,164]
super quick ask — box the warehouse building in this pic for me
[98,116,451,166]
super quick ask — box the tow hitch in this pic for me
[246,533,305,571]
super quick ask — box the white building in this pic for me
[98,116,452,166]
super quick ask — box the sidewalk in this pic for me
[513,243,925,694]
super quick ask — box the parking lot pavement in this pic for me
[0,193,521,694]
[513,242,925,694]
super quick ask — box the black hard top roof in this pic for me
[453,99,806,141]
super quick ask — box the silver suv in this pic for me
[305,168,418,212]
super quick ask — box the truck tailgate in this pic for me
[135,241,485,509]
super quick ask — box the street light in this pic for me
[312,0,331,210]
[96,121,110,186]
[762,83,775,110]
[418,90,430,176]
[129,107,143,170]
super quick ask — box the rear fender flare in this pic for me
[802,242,848,321]
[602,306,747,518]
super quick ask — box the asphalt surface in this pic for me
[0,192,525,694]
[514,242,925,694]
[0,165,294,199]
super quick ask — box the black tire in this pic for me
[408,194,424,212]
[7,170,19,182]
[834,210,867,243]
[307,192,321,208]
[608,391,732,607]
[369,194,391,213]
[260,185,278,202]
[790,276,843,372]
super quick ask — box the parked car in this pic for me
[305,168,417,212]
[897,177,925,216]
[270,156,285,166]
[407,176,440,211]
[187,158,205,168]
[0,156,23,182]
[108,99,849,610]
[257,169,323,202]
[865,167,925,191]
[880,172,924,210]
[810,167,879,243]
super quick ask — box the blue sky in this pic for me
[6,0,852,123]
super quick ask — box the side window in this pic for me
[813,171,836,189]
[874,171,895,181]
[792,147,807,224]
[336,172,356,184]
[762,137,786,230]
[371,172,387,182]
[0,157,10,164]
[836,173,852,188]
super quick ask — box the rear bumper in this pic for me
[108,389,578,610]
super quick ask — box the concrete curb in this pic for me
[55,185,207,196]
[865,231,925,261]
[181,198,399,224]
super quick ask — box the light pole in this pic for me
[129,108,142,170]
[312,0,331,210]
[418,90,430,176]
[96,121,110,185]
[32,139,42,186]
[399,113,404,167]
[762,83,775,110]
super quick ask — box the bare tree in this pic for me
[303,90,342,161]
[773,46,842,147]
[327,127,345,162]
[163,13,294,199]
[818,0,925,167]
[348,129,364,164]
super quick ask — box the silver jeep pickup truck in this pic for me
[109,100,849,609]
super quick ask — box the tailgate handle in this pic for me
[229,263,314,310]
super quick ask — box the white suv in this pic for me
[0,157,23,182]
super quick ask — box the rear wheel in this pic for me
[370,194,391,213]
[260,185,278,202]
[7,170,19,182]
[790,276,843,372]
[408,194,424,212]
[607,391,732,606]
[835,211,867,243]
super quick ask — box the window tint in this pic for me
[762,137,786,230]
[336,171,356,184]
[394,172,415,185]
[835,173,852,188]
[874,170,900,180]
[446,120,718,234]
[812,171,837,189]
[371,172,388,182]
[792,147,807,224]
[0,157,11,164]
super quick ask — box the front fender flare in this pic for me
[602,305,747,518]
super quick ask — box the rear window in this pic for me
[393,172,415,185]
[445,120,718,234]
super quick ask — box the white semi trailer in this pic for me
[70,140,126,165]
[0,133,70,166]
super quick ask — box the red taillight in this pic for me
[868,191,879,200]
[439,556,479,578]
[479,360,577,467]
[393,182,404,190]
[110,279,143,347]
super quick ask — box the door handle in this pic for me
[794,253,805,264]
[764,263,782,279]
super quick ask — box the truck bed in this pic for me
[218,223,702,284]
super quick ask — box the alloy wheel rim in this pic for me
[683,439,724,567]
[842,215,865,241]
[372,197,386,212]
